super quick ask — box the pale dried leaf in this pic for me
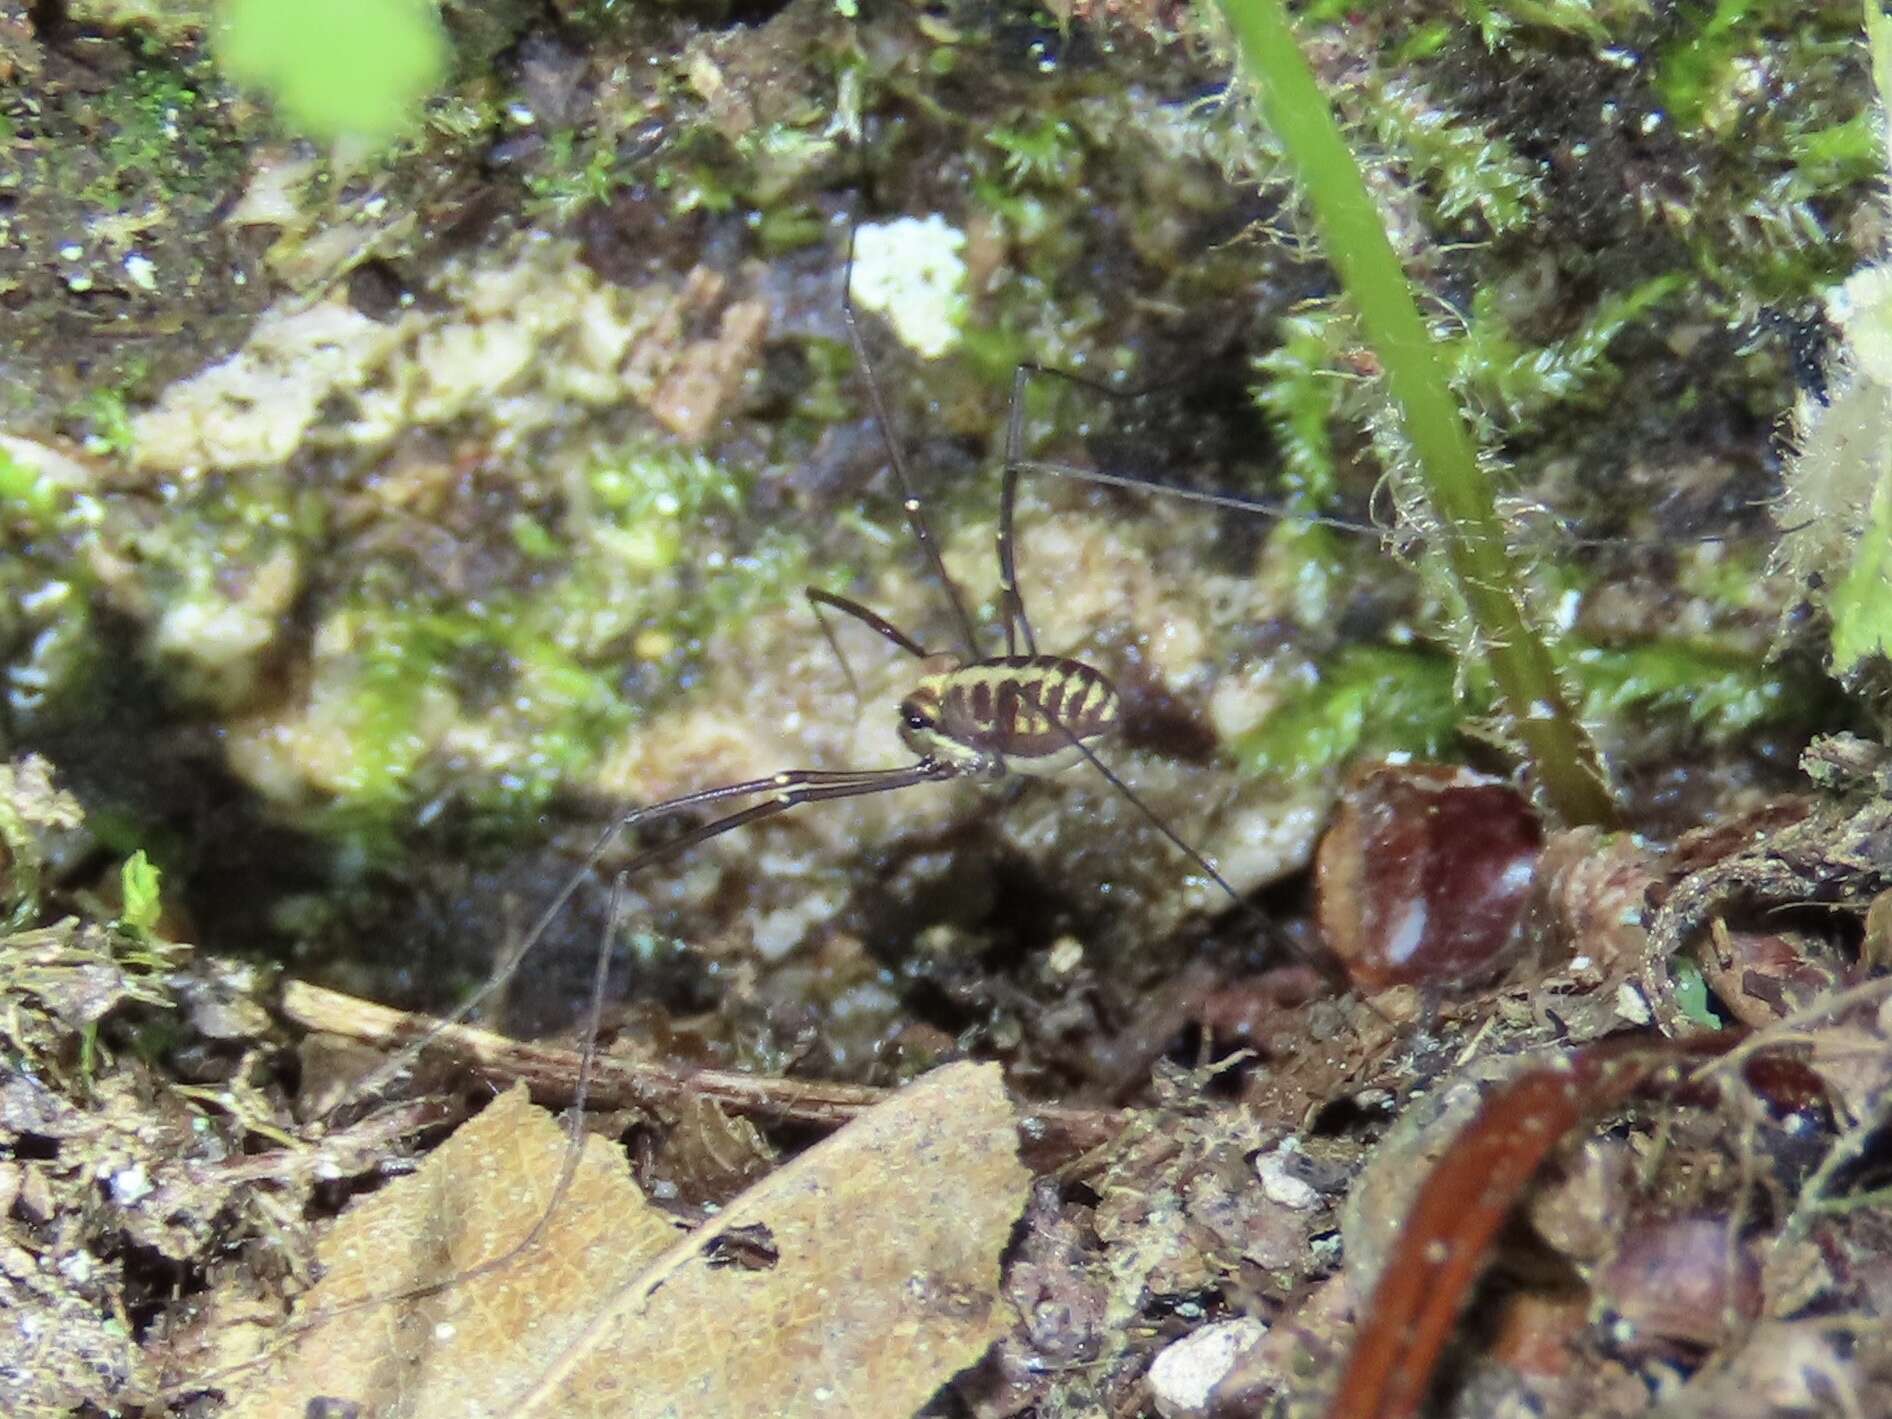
[228,1061,1028,1419]
[225,1084,672,1418]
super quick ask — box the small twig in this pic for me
[279,979,1124,1169]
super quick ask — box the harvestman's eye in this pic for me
[901,705,932,731]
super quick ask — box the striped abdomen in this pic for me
[901,654,1120,778]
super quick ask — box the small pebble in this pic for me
[1147,1317,1268,1417]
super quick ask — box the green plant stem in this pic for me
[1216,0,1616,827]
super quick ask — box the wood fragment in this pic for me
[279,978,1124,1169]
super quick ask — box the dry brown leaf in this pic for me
[226,1061,1028,1418]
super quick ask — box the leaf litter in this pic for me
[222,1065,1029,1418]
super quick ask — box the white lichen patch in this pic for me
[132,233,771,475]
[150,543,302,708]
[132,297,412,472]
[848,215,968,359]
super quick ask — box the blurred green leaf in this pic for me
[215,0,447,142]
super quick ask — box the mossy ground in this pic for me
[4,1,1891,1413]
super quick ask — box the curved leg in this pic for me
[335,760,954,1110]
[806,587,933,712]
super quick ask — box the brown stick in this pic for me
[279,979,1125,1169]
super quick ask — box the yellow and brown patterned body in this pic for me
[897,653,1121,779]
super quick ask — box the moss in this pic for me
[75,384,140,459]
[523,126,624,223]
[0,453,102,738]
[117,850,164,936]
[1455,0,1613,44]
[272,436,832,857]
[0,446,61,528]
[118,472,312,709]
[1359,71,1543,237]
[1233,645,1462,782]
[1450,273,1686,430]
[4,0,1880,1037]
[1652,0,1773,134]
[1568,639,1814,740]
[67,1,218,47]
[1253,309,1351,504]
[1648,0,1870,299]
[1232,626,1804,789]
[985,115,1085,190]
[0,35,260,419]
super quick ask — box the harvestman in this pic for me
[234,224,1361,1375]
[373,224,1368,1087]
[348,220,1775,1103]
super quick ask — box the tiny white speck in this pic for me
[1527,699,1555,720]
[124,253,157,290]
[59,243,83,261]
[434,1322,456,1341]
[109,1163,154,1206]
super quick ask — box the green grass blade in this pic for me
[1215,0,1615,826]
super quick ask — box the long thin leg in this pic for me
[1003,360,1385,537]
[999,360,1235,655]
[998,364,1037,656]
[598,761,954,884]
[229,763,965,1368]
[1013,454,1385,536]
[335,760,954,1110]
[1015,682,1322,974]
[997,361,1202,655]
[806,589,932,661]
[1006,362,1781,553]
[842,222,983,662]
[805,587,932,710]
